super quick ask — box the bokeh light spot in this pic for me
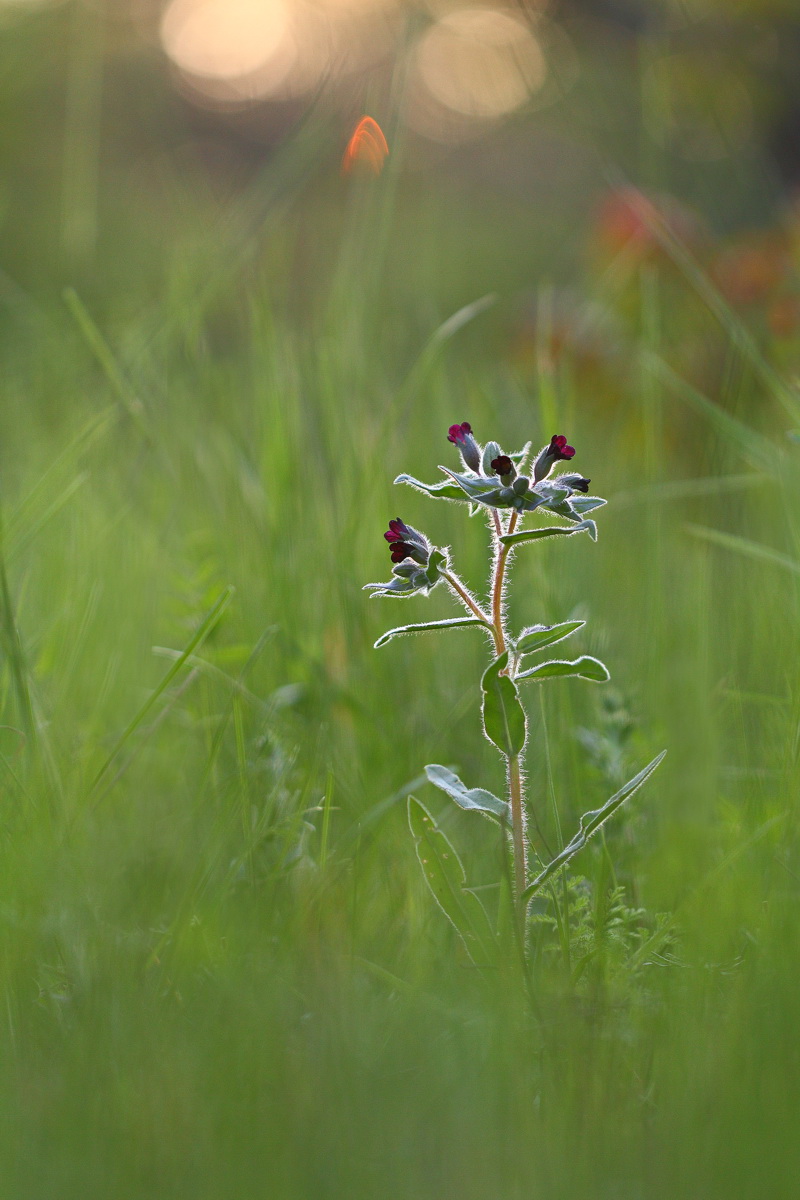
[160,0,290,82]
[416,8,547,122]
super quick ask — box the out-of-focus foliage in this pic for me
[0,1,798,1197]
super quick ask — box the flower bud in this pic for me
[557,473,591,493]
[447,422,481,472]
[512,475,529,496]
[384,518,430,566]
[533,434,576,483]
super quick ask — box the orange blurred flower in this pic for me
[713,233,790,308]
[342,116,389,177]
[592,187,701,262]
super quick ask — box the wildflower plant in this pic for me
[365,423,665,960]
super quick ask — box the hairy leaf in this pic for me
[425,764,510,821]
[481,652,526,756]
[374,617,492,649]
[438,467,504,504]
[394,474,468,502]
[568,495,607,516]
[515,620,586,657]
[517,655,610,683]
[408,797,495,964]
[500,520,597,547]
[522,752,667,902]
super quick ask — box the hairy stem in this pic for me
[508,754,527,907]
[489,509,528,906]
[442,570,490,624]
[491,511,518,657]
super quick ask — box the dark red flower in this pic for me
[383,519,429,566]
[447,421,481,472]
[549,435,575,462]
[490,455,514,477]
[534,433,578,482]
[447,422,472,445]
[384,518,412,544]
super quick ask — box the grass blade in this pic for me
[90,586,235,796]
[686,525,800,577]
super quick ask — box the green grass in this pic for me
[1,41,800,1196]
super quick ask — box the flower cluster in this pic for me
[366,423,606,598]
[364,520,445,598]
[392,423,600,520]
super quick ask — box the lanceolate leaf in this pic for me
[515,621,586,657]
[374,617,492,649]
[394,474,468,503]
[521,751,667,902]
[424,764,510,821]
[568,495,607,516]
[438,467,503,504]
[481,652,527,757]
[517,655,610,683]
[408,797,495,965]
[500,520,597,548]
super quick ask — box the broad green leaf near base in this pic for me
[408,797,495,965]
[425,764,510,821]
[481,652,526,756]
[517,655,610,683]
[374,617,492,649]
[521,751,667,903]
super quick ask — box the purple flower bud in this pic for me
[533,434,576,482]
[384,518,412,544]
[447,421,481,472]
[384,519,430,565]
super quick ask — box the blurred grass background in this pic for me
[1,0,800,1195]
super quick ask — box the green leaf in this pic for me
[424,764,510,821]
[374,617,492,649]
[407,797,495,965]
[568,495,607,516]
[515,621,585,657]
[394,474,468,503]
[425,548,447,586]
[500,520,597,548]
[509,443,532,466]
[438,467,504,504]
[521,751,667,902]
[517,655,610,683]
[481,652,527,757]
[363,577,416,598]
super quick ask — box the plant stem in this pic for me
[442,570,490,624]
[491,511,518,657]
[508,753,527,907]
[489,509,528,907]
